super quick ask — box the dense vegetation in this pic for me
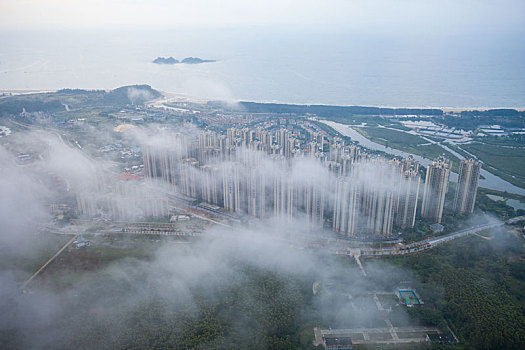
[476,189,523,217]
[437,110,525,130]
[214,101,444,116]
[460,109,525,118]
[389,232,525,350]
[4,227,525,350]
[0,96,65,115]
[2,258,321,350]
[0,85,160,116]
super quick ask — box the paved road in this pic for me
[506,215,525,224]
[337,222,504,257]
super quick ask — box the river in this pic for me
[321,120,525,196]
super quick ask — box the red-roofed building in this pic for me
[119,174,141,181]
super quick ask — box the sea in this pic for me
[1,27,525,108]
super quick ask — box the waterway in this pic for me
[321,120,525,196]
[486,195,525,211]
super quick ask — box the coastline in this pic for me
[1,88,524,111]
[223,97,525,112]
[0,89,57,95]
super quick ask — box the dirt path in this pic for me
[19,235,77,291]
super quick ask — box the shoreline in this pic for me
[162,92,525,112]
[1,88,524,112]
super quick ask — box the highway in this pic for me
[40,218,506,254]
[336,222,504,257]
[506,215,525,225]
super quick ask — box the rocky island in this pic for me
[152,57,179,64]
[152,56,215,65]
[181,57,215,64]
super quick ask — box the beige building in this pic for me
[453,158,481,214]
[396,169,420,229]
[421,156,450,223]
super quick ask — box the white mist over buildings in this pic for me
[421,156,451,224]
[6,123,482,239]
[139,126,431,239]
[453,159,482,215]
[137,123,484,238]
[5,123,481,238]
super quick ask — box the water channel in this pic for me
[321,120,525,196]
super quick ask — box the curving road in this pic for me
[336,222,504,257]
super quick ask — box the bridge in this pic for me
[506,215,525,225]
[336,222,504,257]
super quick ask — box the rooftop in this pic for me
[325,337,353,346]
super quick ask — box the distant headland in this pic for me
[152,57,216,65]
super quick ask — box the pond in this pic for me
[487,194,525,211]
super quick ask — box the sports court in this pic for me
[398,290,421,306]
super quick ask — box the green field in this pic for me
[320,114,389,126]
[384,123,412,131]
[358,126,427,145]
[0,233,72,282]
[356,126,461,169]
[461,141,525,189]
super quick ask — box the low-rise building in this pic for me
[430,223,444,233]
[324,336,353,350]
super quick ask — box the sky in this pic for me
[1,0,524,33]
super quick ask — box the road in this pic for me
[506,215,525,224]
[19,235,77,291]
[337,222,504,257]
[40,218,506,255]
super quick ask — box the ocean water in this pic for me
[1,28,524,108]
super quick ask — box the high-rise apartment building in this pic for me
[138,126,458,238]
[179,158,200,198]
[395,169,420,228]
[453,158,481,214]
[332,178,360,237]
[421,156,450,223]
[246,168,266,218]
[200,165,221,205]
[222,164,242,213]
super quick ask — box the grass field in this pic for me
[0,233,72,282]
[358,126,427,145]
[446,143,471,159]
[33,234,193,290]
[323,114,389,126]
[356,126,461,170]
[461,141,525,189]
[381,123,412,131]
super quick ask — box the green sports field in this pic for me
[399,290,421,306]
